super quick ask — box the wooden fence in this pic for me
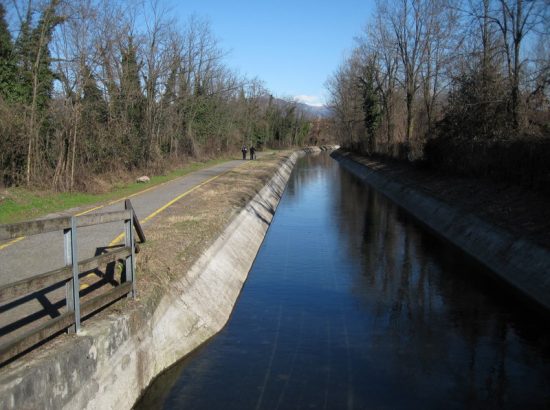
[0,199,145,365]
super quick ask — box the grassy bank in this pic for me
[0,157,234,224]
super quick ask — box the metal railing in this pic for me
[0,199,145,365]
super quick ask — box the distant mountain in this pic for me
[257,95,333,119]
[294,102,333,119]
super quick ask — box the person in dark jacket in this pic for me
[241,145,247,160]
[249,145,256,160]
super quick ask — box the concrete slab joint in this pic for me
[0,148,321,410]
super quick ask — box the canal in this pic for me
[135,152,550,409]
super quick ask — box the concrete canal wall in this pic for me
[0,148,327,410]
[332,150,550,311]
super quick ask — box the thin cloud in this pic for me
[294,95,324,107]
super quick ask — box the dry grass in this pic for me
[134,151,292,305]
[347,151,550,249]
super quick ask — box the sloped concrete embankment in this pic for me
[332,150,550,311]
[0,151,304,410]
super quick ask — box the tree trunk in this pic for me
[70,105,79,191]
[406,90,414,145]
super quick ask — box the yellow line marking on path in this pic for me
[142,173,223,223]
[74,158,241,216]
[108,172,226,246]
[0,160,239,251]
[75,182,167,216]
[0,236,25,250]
[0,168,216,250]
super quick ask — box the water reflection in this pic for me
[283,152,333,204]
[334,169,550,408]
[135,153,550,410]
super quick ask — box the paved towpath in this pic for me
[0,157,257,344]
[1,154,283,354]
[0,158,249,287]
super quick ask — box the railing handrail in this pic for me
[0,199,144,365]
[0,210,132,241]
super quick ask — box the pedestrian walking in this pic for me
[249,146,256,160]
[241,145,247,160]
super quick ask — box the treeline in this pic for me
[0,0,311,190]
[327,0,549,191]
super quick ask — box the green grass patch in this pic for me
[0,157,230,224]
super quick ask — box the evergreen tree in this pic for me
[80,64,109,167]
[119,36,145,165]
[82,64,107,120]
[162,65,177,105]
[359,60,381,153]
[31,0,62,112]
[15,0,63,183]
[0,3,16,101]
[12,13,32,103]
[0,4,11,57]
[10,0,62,109]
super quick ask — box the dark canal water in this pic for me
[135,153,550,409]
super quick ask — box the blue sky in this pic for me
[170,0,375,106]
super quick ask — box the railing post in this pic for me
[125,198,146,243]
[124,208,136,299]
[64,216,81,333]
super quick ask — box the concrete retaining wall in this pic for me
[0,150,304,410]
[332,151,550,311]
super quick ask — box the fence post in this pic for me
[124,208,136,299]
[64,216,81,333]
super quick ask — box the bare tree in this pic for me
[326,53,366,146]
[140,0,175,162]
[0,0,313,189]
[365,9,400,151]
[419,0,459,131]
[382,0,430,147]
[490,0,548,129]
